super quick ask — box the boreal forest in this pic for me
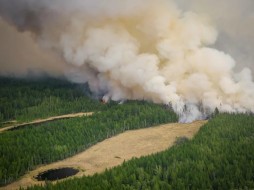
[0,77,254,190]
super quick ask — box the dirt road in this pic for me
[1,120,207,190]
[0,112,93,133]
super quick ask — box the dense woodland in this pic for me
[0,77,103,123]
[24,113,254,190]
[1,77,253,189]
[0,100,177,186]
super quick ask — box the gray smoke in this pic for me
[0,0,253,122]
[176,0,254,72]
[0,18,68,77]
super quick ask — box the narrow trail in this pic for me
[0,112,93,133]
[1,120,207,190]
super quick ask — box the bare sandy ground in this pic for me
[0,112,93,133]
[1,120,207,190]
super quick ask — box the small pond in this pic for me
[35,167,79,181]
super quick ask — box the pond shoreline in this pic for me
[1,120,207,190]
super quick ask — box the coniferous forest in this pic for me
[25,114,254,190]
[0,77,103,123]
[0,77,177,186]
[0,77,254,190]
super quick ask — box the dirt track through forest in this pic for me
[0,112,93,133]
[1,120,207,190]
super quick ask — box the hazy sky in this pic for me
[0,0,253,76]
[0,0,253,121]
[0,17,69,77]
[176,0,254,71]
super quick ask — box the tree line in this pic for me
[24,113,254,190]
[0,77,103,124]
[0,101,177,186]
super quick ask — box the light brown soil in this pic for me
[0,112,93,133]
[1,120,207,190]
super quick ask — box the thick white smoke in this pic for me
[0,0,254,122]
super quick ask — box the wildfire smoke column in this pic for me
[0,0,253,122]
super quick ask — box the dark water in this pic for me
[35,167,79,181]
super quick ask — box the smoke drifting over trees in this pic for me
[0,0,253,122]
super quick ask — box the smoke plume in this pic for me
[0,0,253,122]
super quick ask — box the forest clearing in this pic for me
[1,120,206,190]
[1,78,253,190]
[0,112,93,133]
[1,0,254,189]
